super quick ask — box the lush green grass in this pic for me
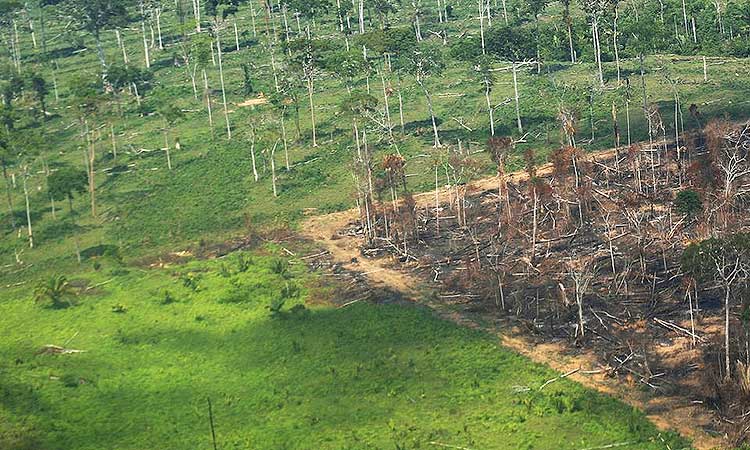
[0,251,688,450]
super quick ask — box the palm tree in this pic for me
[33,275,75,308]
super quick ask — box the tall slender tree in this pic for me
[60,0,129,80]
[47,166,86,262]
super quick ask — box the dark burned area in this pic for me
[344,120,750,444]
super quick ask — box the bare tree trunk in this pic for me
[485,82,494,135]
[163,123,172,170]
[68,196,81,263]
[140,1,151,68]
[726,286,732,378]
[478,0,486,55]
[116,29,129,64]
[613,7,621,85]
[250,129,259,182]
[397,75,405,133]
[22,169,32,248]
[418,79,440,147]
[681,0,689,35]
[379,70,393,139]
[592,17,604,87]
[51,61,59,102]
[531,188,538,259]
[2,164,16,231]
[271,139,279,197]
[280,110,290,170]
[307,76,317,147]
[202,69,214,132]
[216,32,232,139]
[250,0,257,37]
[110,123,118,162]
[193,0,202,33]
[359,0,365,33]
[435,164,440,236]
[512,62,523,133]
[156,8,164,49]
[94,33,107,79]
[566,11,575,63]
[88,139,96,218]
[13,20,21,73]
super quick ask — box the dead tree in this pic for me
[684,234,750,378]
[564,254,597,339]
[487,136,513,228]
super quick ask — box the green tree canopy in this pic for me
[48,166,87,203]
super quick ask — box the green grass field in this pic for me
[0,250,689,450]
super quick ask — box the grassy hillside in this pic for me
[0,250,688,449]
[1,1,750,284]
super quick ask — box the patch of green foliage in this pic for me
[0,252,688,450]
[674,189,703,217]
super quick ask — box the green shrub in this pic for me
[60,374,80,388]
[80,244,121,261]
[270,258,289,277]
[180,273,200,291]
[110,268,130,277]
[221,285,251,304]
[281,281,299,299]
[674,189,702,217]
[33,275,75,309]
[268,297,287,317]
[161,290,176,305]
[236,254,253,273]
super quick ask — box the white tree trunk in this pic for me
[418,80,440,147]
[22,171,32,248]
[194,0,202,33]
[216,33,232,139]
[281,110,290,171]
[726,286,732,378]
[140,1,151,68]
[271,140,279,197]
[116,29,129,64]
[163,126,172,170]
[512,62,523,133]
[380,69,393,138]
[485,83,494,135]
[250,132,259,181]
[308,77,317,147]
[478,0,486,55]
[156,9,164,49]
[203,69,214,130]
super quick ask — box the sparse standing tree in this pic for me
[404,43,445,147]
[60,0,129,82]
[47,166,86,262]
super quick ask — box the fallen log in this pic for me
[37,345,85,355]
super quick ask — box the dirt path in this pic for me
[301,148,725,450]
